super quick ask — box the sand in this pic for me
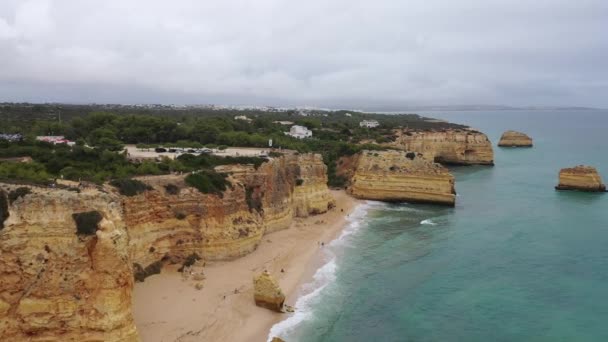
[132,190,359,342]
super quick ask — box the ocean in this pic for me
[269,110,608,342]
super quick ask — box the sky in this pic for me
[0,0,607,109]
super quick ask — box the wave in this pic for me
[267,202,372,341]
[420,219,437,226]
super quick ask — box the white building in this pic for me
[36,136,76,146]
[359,120,380,128]
[284,125,312,139]
[234,115,252,122]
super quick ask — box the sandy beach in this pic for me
[132,190,360,342]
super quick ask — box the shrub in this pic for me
[0,190,8,230]
[295,179,304,186]
[178,253,201,272]
[8,187,31,204]
[268,151,283,158]
[133,260,164,282]
[72,211,103,235]
[110,179,152,196]
[185,171,229,195]
[175,211,187,220]
[164,183,180,195]
[405,152,416,160]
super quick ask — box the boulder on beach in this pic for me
[497,130,533,147]
[253,270,285,312]
[555,165,606,192]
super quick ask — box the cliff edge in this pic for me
[387,129,494,165]
[343,150,456,206]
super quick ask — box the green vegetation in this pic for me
[72,210,103,235]
[0,103,468,187]
[185,171,230,195]
[109,179,152,197]
[164,183,180,195]
[8,187,31,204]
[295,179,304,186]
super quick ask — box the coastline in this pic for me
[132,190,360,342]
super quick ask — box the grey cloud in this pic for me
[0,0,607,109]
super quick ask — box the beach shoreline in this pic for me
[132,190,360,342]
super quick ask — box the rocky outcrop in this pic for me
[0,153,335,340]
[343,150,456,206]
[292,154,336,217]
[388,129,494,165]
[0,185,139,342]
[498,131,533,147]
[555,166,606,192]
[253,270,285,312]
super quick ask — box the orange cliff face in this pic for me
[498,131,533,147]
[388,129,494,165]
[555,166,606,192]
[0,153,336,341]
[341,150,456,206]
[0,186,139,342]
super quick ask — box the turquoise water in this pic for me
[270,110,608,342]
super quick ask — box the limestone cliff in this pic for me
[0,153,335,340]
[388,129,494,165]
[253,270,285,312]
[555,166,606,192]
[343,150,456,206]
[498,131,533,147]
[0,185,139,342]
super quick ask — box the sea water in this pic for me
[270,110,608,342]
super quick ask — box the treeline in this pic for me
[0,104,468,187]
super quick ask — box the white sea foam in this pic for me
[420,219,437,225]
[267,201,374,341]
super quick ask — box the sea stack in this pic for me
[555,166,606,192]
[253,271,285,312]
[498,131,533,147]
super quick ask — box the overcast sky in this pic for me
[0,0,606,109]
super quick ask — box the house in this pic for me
[359,120,380,128]
[273,121,294,125]
[36,136,75,146]
[284,125,312,139]
[234,115,253,122]
[0,133,23,142]
[345,113,352,117]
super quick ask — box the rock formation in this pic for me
[0,153,335,340]
[0,185,139,342]
[555,166,606,192]
[253,270,285,312]
[388,129,494,165]
[498,131,533,147]
[342,150,456,206]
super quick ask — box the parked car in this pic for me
[155,147,167,153]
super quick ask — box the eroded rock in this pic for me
[253,270,285,312]
[498,130,533,147]
[343,150,456,206]
[555,166,606,192]
[388,129,494,165]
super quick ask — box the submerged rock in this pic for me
[555,166,606,192]
[253,270,285,312]
[498,130,533,147]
